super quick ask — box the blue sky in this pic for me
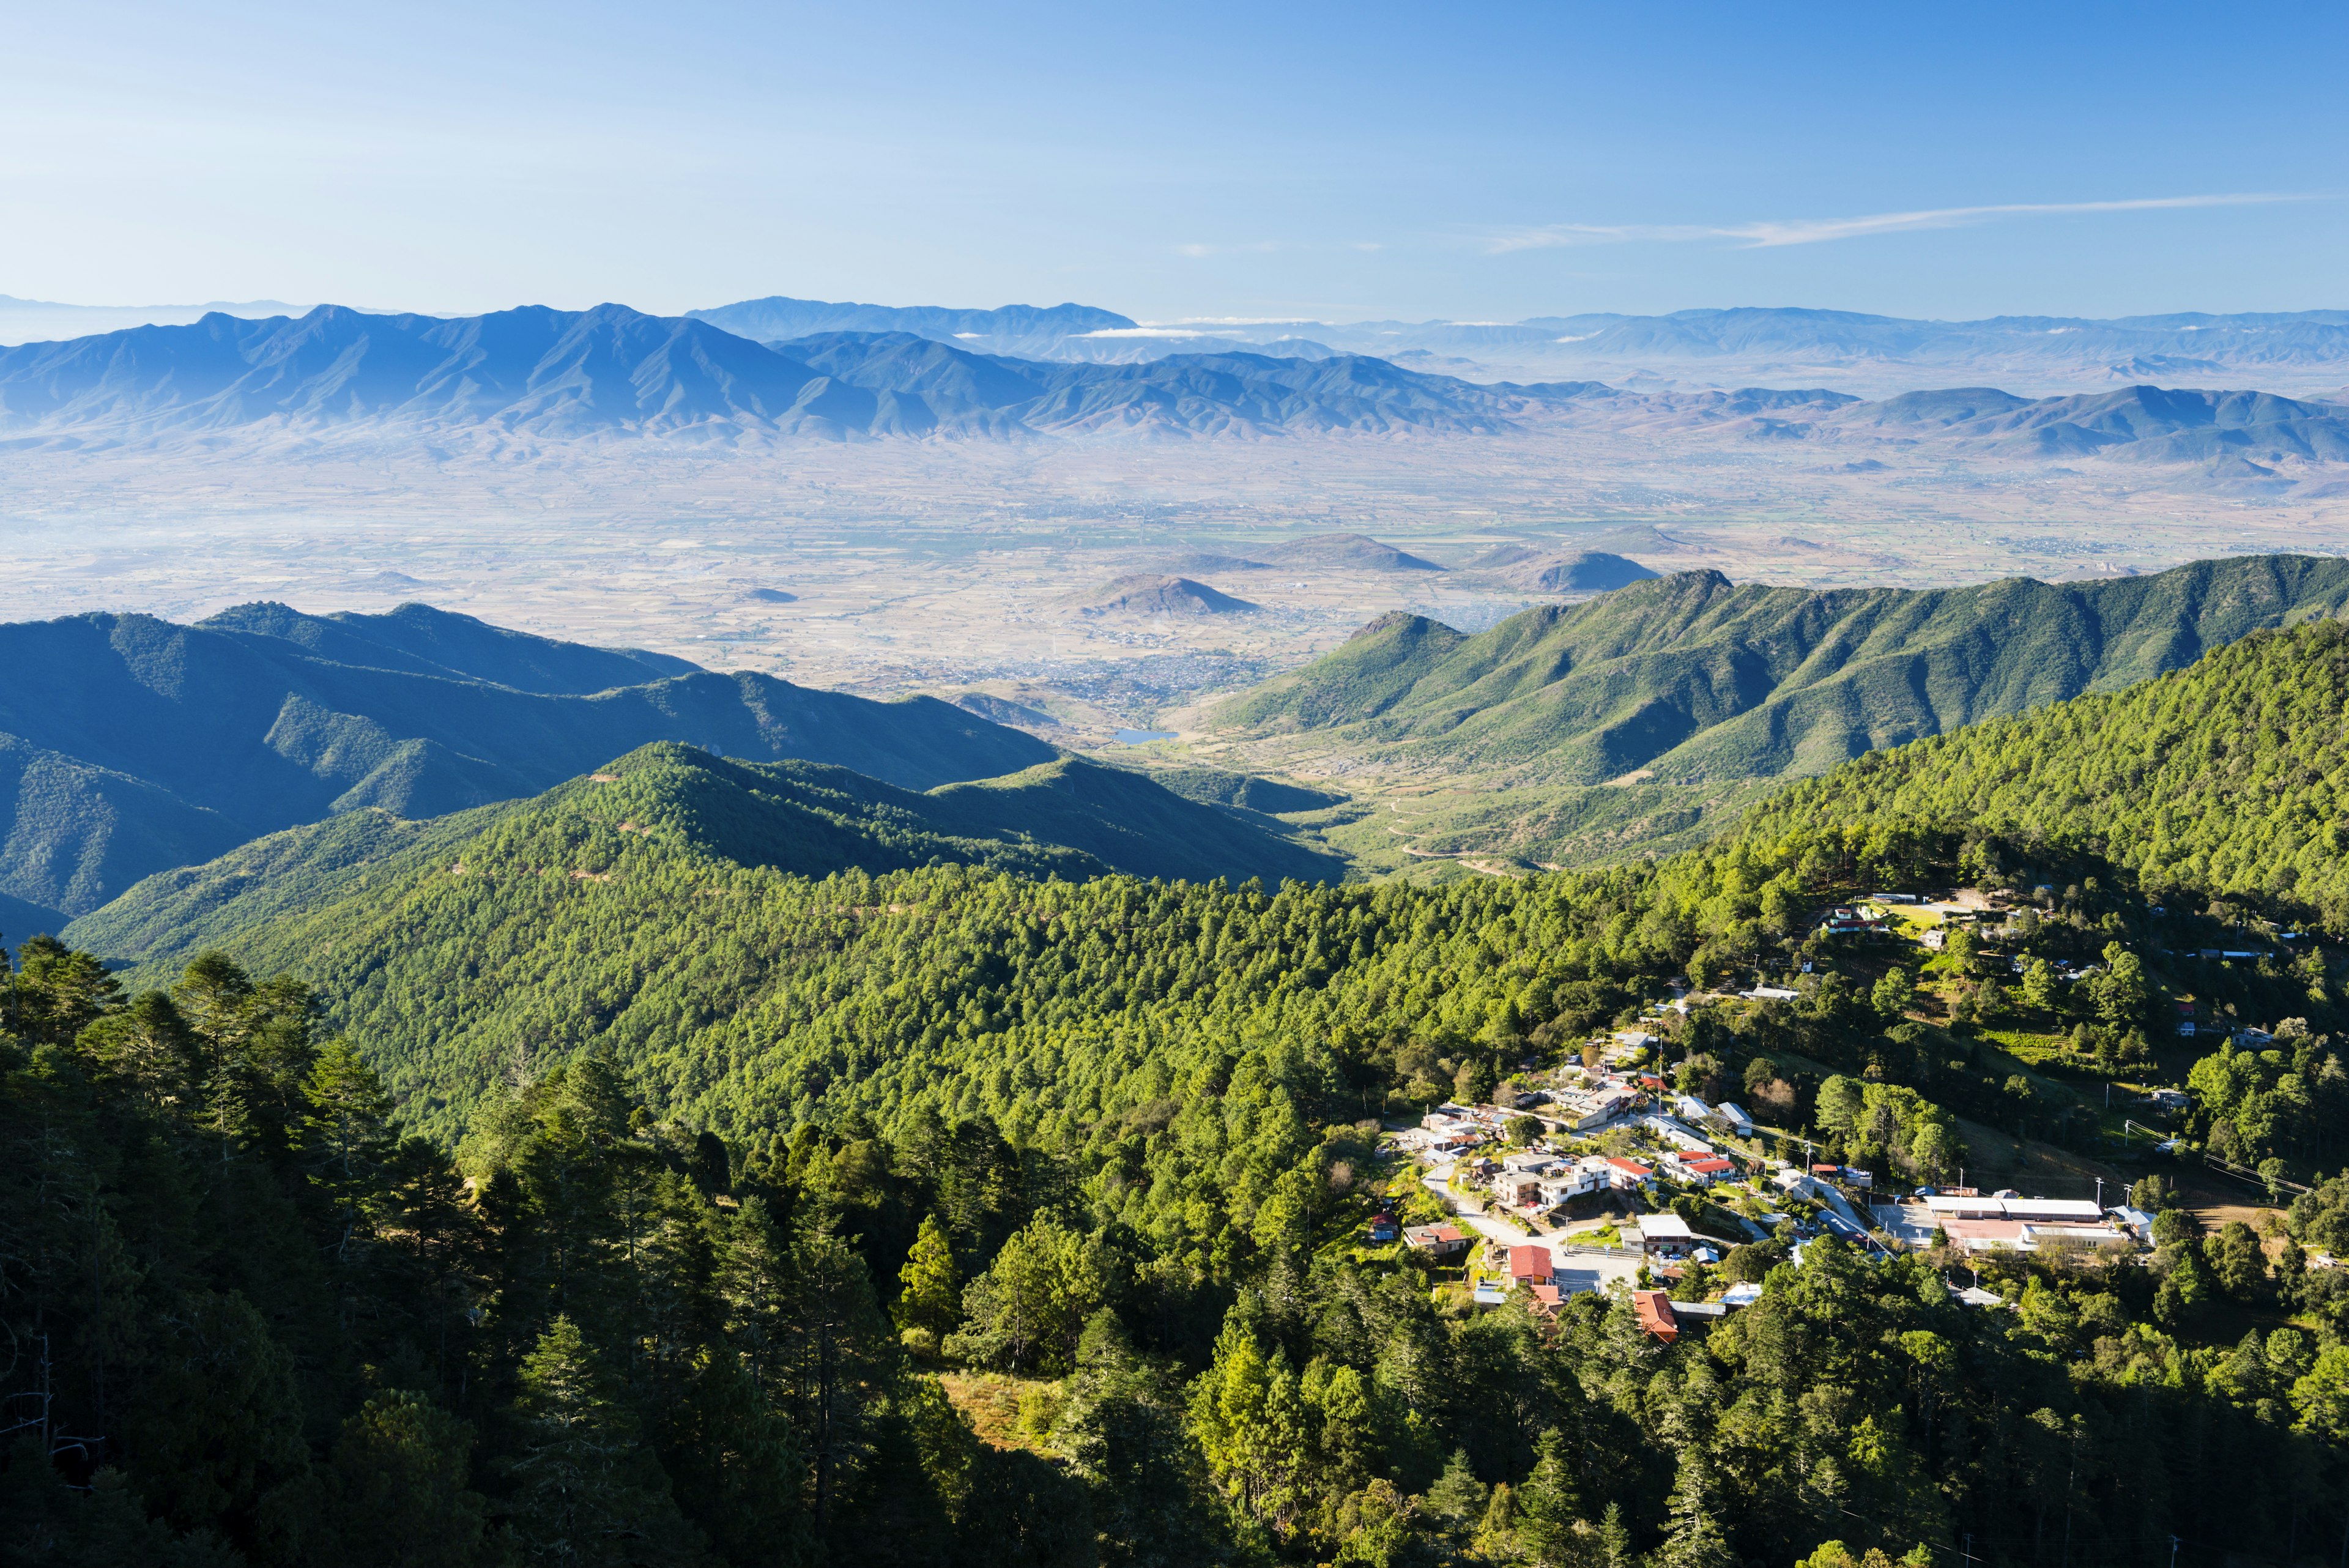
[6,1,2343,322]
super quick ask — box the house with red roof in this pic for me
[1632,1289,1680,1342]
[1508,1244,1554,1287]
[1666,1151,1737,1186]
[1603,1157,1655,1192]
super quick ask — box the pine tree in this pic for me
[1656,1446,1735,1568]
[1513,1426,1576,1567]
[504,1315,703,1567]
[1598,1500,1633,1568]
[782,1227,892,1540]
[896,1212,960,1342]
[322,1389,486,1568]
[1421,1447,1487,1542]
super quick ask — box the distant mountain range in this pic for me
[687,295,2349,395]
[13,292,2349,396]
[686,297,1140,359]
[0,307,1520,444]
[2,303,2345,468]
[0,292,308,346]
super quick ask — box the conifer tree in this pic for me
[505,1315,703,1567]
[896,1211,960,1343]
[1655,1445,1734,1568]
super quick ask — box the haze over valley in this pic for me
[6,300,2349,759]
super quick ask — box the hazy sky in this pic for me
[7,1,2343,323]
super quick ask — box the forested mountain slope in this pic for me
[65,742,1345,990]
[0,604,1052,924]
[1739,614,2349,923]
[1220,552,2349,789]
[12,697,2345,1562]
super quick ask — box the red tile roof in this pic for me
[1632,1288,1679,1341]
[1606,1158,1654,1178]
[1508,1245,1553,1282]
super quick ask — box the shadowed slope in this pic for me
[0,607,1053,915]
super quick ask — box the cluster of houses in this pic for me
[1389,1037,1769,1235]
[1449,1233,1739,1339]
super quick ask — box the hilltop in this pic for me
[1254,532,1445,572]
[1460,545,1659,593]
[1074,575,1257,615]
[64,741,1345,1113]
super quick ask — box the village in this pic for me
[1357,882,2273,1342]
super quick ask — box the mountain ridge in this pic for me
[1225,553,2349,786]
[62,741,1346,990]
[7,303,2348,456]
[1737,614,2349,923]
[0,308,1533,445]
[0,602,1057,920]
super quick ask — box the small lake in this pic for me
[1115,729,1178,745]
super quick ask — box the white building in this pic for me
[1640,1113,1715,1153]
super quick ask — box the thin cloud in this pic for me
[1485,193,2318,253]
[1174,240,1282,258]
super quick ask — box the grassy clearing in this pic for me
[938,1371,1061,1455]
[1980,1027,2072,1068]
[1948,1114,2124,1193]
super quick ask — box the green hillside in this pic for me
[15,652,2349,1564]
[1739,615,2349,923]
[65,742,1343,989]
[1225,553,2349,786]
[1215,552,2349,871]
